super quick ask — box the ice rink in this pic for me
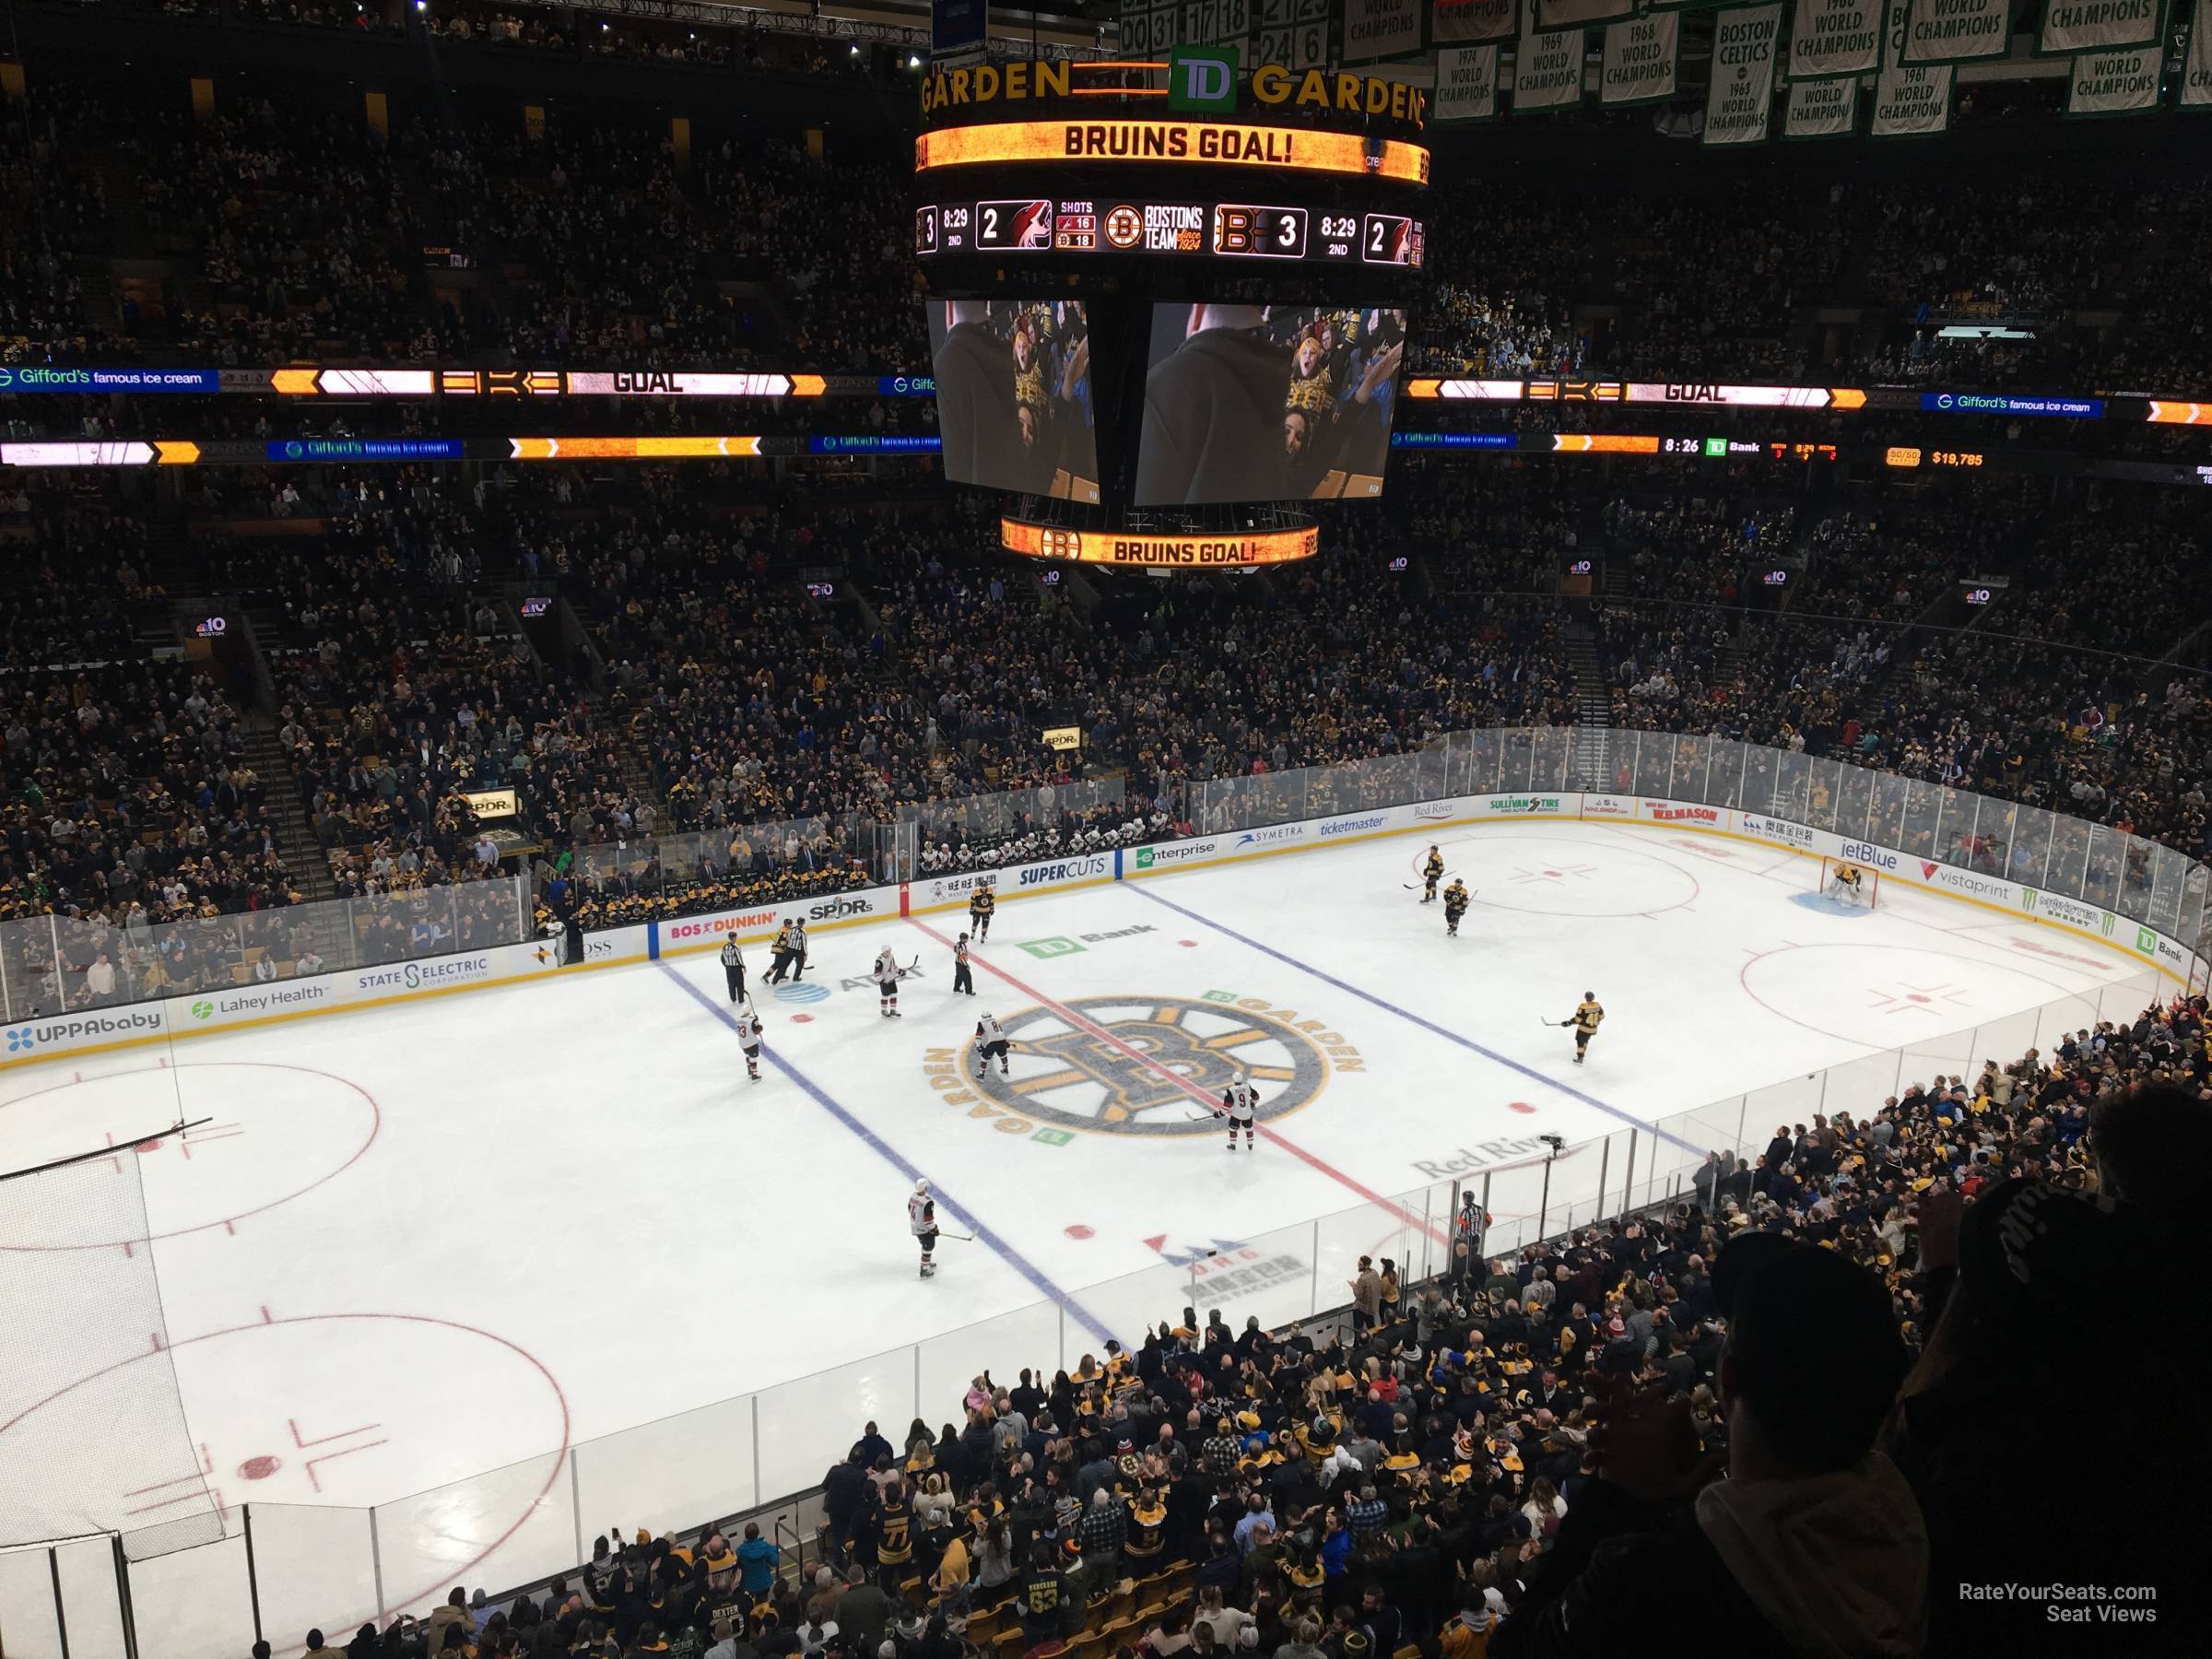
[0,819,2160,1653]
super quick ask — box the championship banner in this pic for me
[1600,13,1681,102]
[1434,0,1517,40]
[2190,0,2212,105]
[2066,41,2165,111]
[1901,0,2012,64]
[1874,2,1955,132]
[1784,69,1861,133]
[1513,27,1589,109]
[1434,42,1505,115]
[1703,4,1784,144]
[1347,0,1428,57]
[1539,0,1634,24]
[1789,0,1883,76]
[2039,0,2165,54]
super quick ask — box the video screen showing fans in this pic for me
[1132,304,1408,506]
[926,299,1099,501]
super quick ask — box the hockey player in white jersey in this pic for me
[874,945,903,1018]
[1219,1069,1257,1152]
[739,1011,765,1082]
[974,1011,1011,1079]
[909,1179,938,1278]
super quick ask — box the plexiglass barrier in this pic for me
[3,730,2200,1656]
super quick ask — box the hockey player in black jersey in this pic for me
[1442,878,1470,937]
[1420,845,1445,903]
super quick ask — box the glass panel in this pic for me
[2146,843,2189,939]
[1867,772,1908,849]
[1666,735,1707,804]
[2009,804,2055,888]
[2081,824,2124,911]
[1933,787,1975,865]
[1739,744,1779,816]
[573,1396,758,1551]
[0,1544,65,1659]
[1827,760,1867,841]
[915,1300,1064,1424]
[1702,737,1749,808]
[2048,815,2093,902]
[236,1505,379,1658]
[371,1449,575,1624]
[1632,731,1675,800]
[1818,1048,1906,1120]
[1974,799,2017,880]
[1899,779,1941,861]
[1804,755,1842,832]
[1771,751,1811,823]
[755,1352,913,1502]
[53,1536,124,1659]
[127,1531,253,1659]
[2115,833,2156,923]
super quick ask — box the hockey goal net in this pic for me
[1818,855,1880,909]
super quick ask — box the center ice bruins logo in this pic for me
[970,994,1347,1137]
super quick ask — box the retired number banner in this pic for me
[1784,72,1860,135]
[1513,27,1588,110]
[2039,0,2166,54]
[1704,4,1784,144]
[1901,0,2012,63]
[2191,0,2212,106]
[1790,0,1883,76]
[1433,0,1517,40]
[1600,14,1680,101]
[1346,0,1428,57]
[1434,42,1504,116]
[2066,41,2164,112]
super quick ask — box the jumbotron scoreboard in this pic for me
[915,55,1430,273]
[917,49,1432,565]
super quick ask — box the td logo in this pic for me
[1168,45,1240,112]
[1018,936,1086,960]
[191,1000,215,1020]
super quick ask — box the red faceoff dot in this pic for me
[1508,1101,1537,1115]
[237,1455,282,1481]
[1065,1225,1095,1240]
[789,1014,815,1023]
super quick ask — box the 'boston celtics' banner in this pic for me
[2066,41,2164,111]
[2039,0,2165,54]
[1513,27,1589,109]
[2190,0,2212,106]
[1600,12,1680,101]
[1704,4,1784,143]
[1435,42,1504,115]
[1785,71,1860,134]
[1874,0,1954,131]
[1434,0,1517,40]
[1790,0,1883,76]
[1539,0,1634,22]
[1901,0,2012,63]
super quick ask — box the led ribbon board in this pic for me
[916,121,1430,184]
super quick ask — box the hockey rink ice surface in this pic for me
[0,821,2158,1653]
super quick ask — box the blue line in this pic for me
[1127,884,1704,1156]
[655,962,1117,1344]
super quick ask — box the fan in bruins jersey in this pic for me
[1562,992,1605,1065]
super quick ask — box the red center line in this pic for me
[904,916,1449,1246]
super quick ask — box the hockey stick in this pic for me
[937,1231,976,1242]
[1401,871,1455,890]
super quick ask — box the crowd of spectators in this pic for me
[285,1040,2203,1657]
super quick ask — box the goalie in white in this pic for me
[1218,1069,1258,1152]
